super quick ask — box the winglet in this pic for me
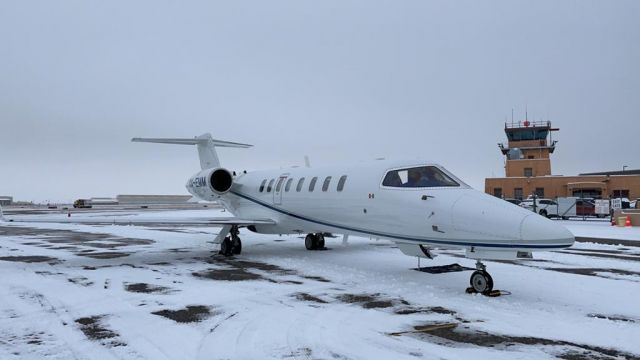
[132,133,252,170]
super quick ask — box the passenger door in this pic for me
[273,175,287,205]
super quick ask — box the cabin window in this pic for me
[337,175,347,191]
[296,178,305,192]
[382,166,459,188]
[275,178,284,192]
[322,176,332,192]
[309,177,318,192]
[259,179,267,192]
[267,179,275,192]
[285,178,294,192]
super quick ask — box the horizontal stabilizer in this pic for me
[131,136,252,148]
[132,133,252,169]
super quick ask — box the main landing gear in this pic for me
[304,233,325,250]
[468,260,494,294]
[220,225,242,257]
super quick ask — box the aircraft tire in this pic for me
[231,238,242,255]
[220,237,233,257]
[305,234,317,250]
[470,270,493,294]
[316,233,325,249]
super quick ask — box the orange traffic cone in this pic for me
[625,216,632,227]
[611,217,616,226]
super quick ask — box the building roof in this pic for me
[579,169,640,176]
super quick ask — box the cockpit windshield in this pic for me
[382,166,459,188]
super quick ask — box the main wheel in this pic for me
[220,237,232,257]
[305,234,317,250]
[231,237,242,255]
[470,271,494,294]
[316,233,325,249]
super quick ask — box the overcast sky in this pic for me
[1,1,638,203]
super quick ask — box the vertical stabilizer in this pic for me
[132,133,252,170]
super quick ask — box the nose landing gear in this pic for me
[468,260,494,294]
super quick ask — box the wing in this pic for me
[1,215,275,227]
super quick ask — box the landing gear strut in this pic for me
[469,260,493,294]
[220,225,242,257]
[304,233,325,250]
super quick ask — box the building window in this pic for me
[534,188,545,198]
[285,178,294,192]
[528,155,535,159]
[613,190,630,198]
[266,179,275,192]
[309,177,318,192]
[524,168,533,177]
[514,188,523,200]
[493,188,502,198]
[322,176,332,192]
[296,178,305,192]
[337,175,347,191]
[259,179,267,192]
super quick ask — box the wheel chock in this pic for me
[465,287,511,297]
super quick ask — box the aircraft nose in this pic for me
[520,214,574,248]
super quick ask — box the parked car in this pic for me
[503,198,522,206]
[519,198,558,218]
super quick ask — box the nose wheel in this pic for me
[469,261,493,294]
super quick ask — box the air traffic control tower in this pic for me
[498,120,558,178]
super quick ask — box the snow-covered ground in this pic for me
[1,210,639,360]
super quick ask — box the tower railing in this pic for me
[504,120,551,129]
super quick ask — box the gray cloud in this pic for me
[1,0,638,202]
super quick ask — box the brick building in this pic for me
[485,121,640,200]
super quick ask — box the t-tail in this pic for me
[131,133,252,169]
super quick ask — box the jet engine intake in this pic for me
[186,167,234,200]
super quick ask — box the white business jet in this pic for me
[2,133,574,293]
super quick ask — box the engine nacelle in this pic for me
[186,167,234,200]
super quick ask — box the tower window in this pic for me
[524,168,533,177]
